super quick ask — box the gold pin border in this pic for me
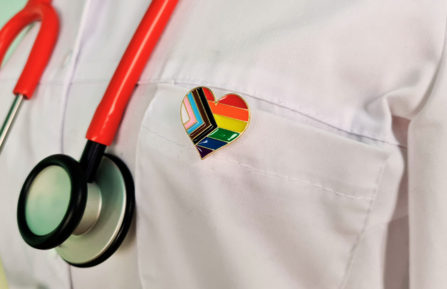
[180,86,251,160]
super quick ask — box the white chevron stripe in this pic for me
[181,102,190,124]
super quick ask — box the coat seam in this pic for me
[0,77,406,148]
[339,151,391,289]
[141,126,375,201]
[140,78,404,146]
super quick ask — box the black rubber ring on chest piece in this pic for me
[17,154,88,250]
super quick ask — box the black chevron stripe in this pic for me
[191,88,218,144]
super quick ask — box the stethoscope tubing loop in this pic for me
[0,0,59,155]
[0,0,59,98]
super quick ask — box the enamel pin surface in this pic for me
[181,87,250,159]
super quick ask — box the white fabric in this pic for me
[0,0,446,288]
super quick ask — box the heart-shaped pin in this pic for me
[181,87,251,159]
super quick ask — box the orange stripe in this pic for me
[208,101,249,121]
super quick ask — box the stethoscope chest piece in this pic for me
[17,153,134,267]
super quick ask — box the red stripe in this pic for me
[202,87,215,101]
[218,94,248,109]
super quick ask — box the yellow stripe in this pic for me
[214,114,247,133]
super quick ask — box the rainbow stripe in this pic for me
[181,87,250,159]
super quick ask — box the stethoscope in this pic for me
[0,0,179,267]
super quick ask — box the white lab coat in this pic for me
[0,0,446,288]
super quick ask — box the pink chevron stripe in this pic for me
[184,97,197,129]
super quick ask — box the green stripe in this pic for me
[208,128,240,142]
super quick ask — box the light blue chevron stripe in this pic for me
[187,92,204,134]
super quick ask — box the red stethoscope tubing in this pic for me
[0,0,59,99]
[86,0,179,146]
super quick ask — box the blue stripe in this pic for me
[187,92,204,134]
[197,137,227,150]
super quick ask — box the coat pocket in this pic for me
[135,83,391,289]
